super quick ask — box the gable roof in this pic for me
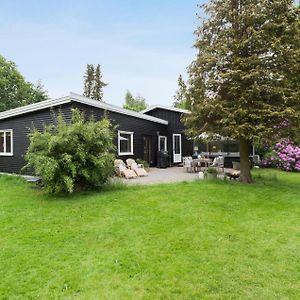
[0,92,168,125]
[140,105,190,114]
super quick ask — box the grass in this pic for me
[1,169,300,299]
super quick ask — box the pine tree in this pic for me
[173,74,188,109]
[184,0,300,183]
[83,64,94,98]
[92,64,107,101]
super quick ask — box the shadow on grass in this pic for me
[38,180,130,202]
[1,169,299,203]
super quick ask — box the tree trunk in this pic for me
[239,138,253,184]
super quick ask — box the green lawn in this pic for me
[1,169,300,299]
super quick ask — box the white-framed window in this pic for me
[0,129,13,156]
[118,130,134,155]
[158,135,167,151]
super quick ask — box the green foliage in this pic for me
[25,109,116,194]
[136,158,150,169]
[92,64,108,101]
[184,0,300,183]
[83,64,107,101]
[185,0,300,141]
[173,74,189,109]
[1,169,300,298]
[83,64,94,98]
[206,166,218,174]
[123,90,147,112]
[0,55,48,112]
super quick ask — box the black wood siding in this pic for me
[0,102,168,174]
[0,104,73,174]
[71,103,168,166]
[144,108,194,163]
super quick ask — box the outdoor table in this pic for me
[192,158,212,172]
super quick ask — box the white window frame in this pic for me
[173,133,182,163]
[0,129,13,156]
[158,135,167,152]
[118,130,134,156]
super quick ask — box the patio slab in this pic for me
[119,166,234,185]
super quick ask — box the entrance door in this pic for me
[173,134,182,163]
[143,135,154,165]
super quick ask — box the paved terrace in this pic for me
[120,166,233,185]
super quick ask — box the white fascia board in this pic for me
[140,105,191,114]
[0,96,71,121]
[69,92,168,125]
[0,93,169,125]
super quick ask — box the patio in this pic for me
[119,166,233,185]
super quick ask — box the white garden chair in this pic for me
[211,156,225,173]
[183,156,193,173]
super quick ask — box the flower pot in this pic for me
[206,173,217,180]
[232,161,240,170]
[198,171,204,180]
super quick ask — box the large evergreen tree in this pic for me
[0,55,48,112]
[123,90,147,112]
[184,0,300,183]
[83,64,107,101]
[83,64,94,98]
[92,64,107,101]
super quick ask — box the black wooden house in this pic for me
[0,93,194,174]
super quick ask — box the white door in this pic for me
[173,134,182,163]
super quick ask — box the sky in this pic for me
[0,0,205,107]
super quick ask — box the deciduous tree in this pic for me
[123,90,147,112]
[0,55,48,112]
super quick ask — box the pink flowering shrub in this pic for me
[260,139,300,172]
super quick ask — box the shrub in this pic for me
[274,140,300,172]
[260,139,300,172]
[260,151,278,168]
[136,158,150,169]
[25,109,116,193]
[206,167,217,174]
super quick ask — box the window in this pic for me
[0,130,13,156]
[194,139,239,155]
[118,131,133,155]
[158,136,167,151]
[174,135,181,154]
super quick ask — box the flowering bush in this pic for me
[260,151,278,168]
[275,140,300,172]
[260,139,300,172]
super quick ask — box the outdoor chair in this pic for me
[192,160,202,172]
[183,156,193,173]
[252,155,260,166]
[126,158,148,177]
[211,156,225,173]
[114,159,137,179]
